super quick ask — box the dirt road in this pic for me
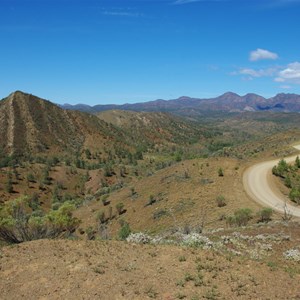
[243,145,300,217]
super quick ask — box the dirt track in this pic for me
[243,145,300,217]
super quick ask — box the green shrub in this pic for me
[218,168,224,177]
[234,208,252,226]
[26,173,35,183]
[295,156,300,168]
[272,159,289,178]
[0,197,80,243]
[226,208,252,227]
[289,187,300,204]
[97,211,106,224]
[101,195,110,206]
[116,202,124,215]
[216,195,226,207]
[257,208,273,223]
[284,176,292,188]
[118,222,131,240]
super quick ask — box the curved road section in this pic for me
[243,145,300,218]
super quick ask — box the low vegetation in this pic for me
[272,157,300,204]
[0,196,80,243]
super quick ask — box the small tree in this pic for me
[42,167,51,185]
[108,206,113,220]
[26,173,35,183]
[118,222,131,240]
[101,195,110,206]
[5,172,13,193]
[130,187,136,196]
[289,187,300,205]
[284,175,292,188]
[97,211,106,224]
[29,193,40,211]
[116,202,124,215]
[147,195,156,206]
[234,208,252,226]
[216,195,226,207]
[218,168,224,177]
[295,156,300,168]
[257,208,273,223]
[273,159,289,178]
[85,149,92,160]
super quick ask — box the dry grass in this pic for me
[1,221,300,300]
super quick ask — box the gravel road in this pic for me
[243,145,300,217]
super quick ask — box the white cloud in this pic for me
[249,48,279,61]
[275,62,300,83]
[238,67,278,78]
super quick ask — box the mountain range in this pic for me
[61,92,300,115]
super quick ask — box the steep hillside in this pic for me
[0,91,128,158]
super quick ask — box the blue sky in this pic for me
[1,0,300,105]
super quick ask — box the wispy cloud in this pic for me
[173,0,226,4]
[103,10,143,17]
[173,0,200,4]
[238,67,278,78]
[267,0,300,7]
[249,48,279,61]
[279,85,292,89]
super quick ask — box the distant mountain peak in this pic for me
[178,96,192,100]
[220,92,241,98]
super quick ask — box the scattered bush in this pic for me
[153,209,168,220]
[97,211,106,224]
[101,195,110,206]
[295,156,300,168]
[145,195,156,207]
[272,159,289,178]
[284,175,292,188]
[118,222,131,240]
[216,195,226,207]
[26,173,35,183]
[0,197,80,243]
[289,187,300,205]
[116,202,125,215]
[226,208,252,227]
[257,208,273,223]
[5,172,13,193]
[218,167,224,177]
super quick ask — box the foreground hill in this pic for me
[61,92,300,115]
[1,221,300,300]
